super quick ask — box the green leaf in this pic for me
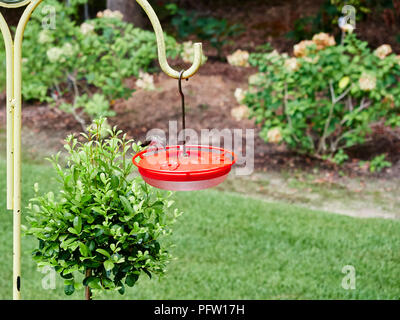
[100,172,107,185]
[67,227,79,235]
[339,76,350,89]
[96,248,111,258]
[64,284,75,295]
[143,269,152,279]
[79,243,89,257]
[119,196,134,215]
[118,284,125,295]
[73,216,82,234]
[111,175,119,188]
[83,276,102,289]
[125,273,139,287]
[104,260,114,271]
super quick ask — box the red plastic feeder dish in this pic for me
[132,145,236,191]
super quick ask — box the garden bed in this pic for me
[1,59,400,180]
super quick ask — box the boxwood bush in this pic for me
[25,119,181,298]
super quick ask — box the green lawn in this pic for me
[0,159,399,300]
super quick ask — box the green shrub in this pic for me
[3,0,181,129]
[166,4,244,59]
[25,119,181,298]
[360,154,392,173]
[245,33,400,162]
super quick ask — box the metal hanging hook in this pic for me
[178,70,189,156]
[136,0,203,80]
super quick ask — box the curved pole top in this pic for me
[136,0,202,79]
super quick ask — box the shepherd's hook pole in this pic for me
[1,0,202,300]
[0,0,43,300]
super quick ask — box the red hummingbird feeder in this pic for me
[133,71,236,191]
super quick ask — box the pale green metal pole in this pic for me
[1,0,202,300]
[0,0,43,300]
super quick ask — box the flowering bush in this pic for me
[244,33,400,162]
[227,49,250,67]
[1,0,181,129]
[26,119,180,298]
[181,41,208,65]
[135,71,156,91]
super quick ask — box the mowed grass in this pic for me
[0,159,399,300]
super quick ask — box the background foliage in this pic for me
[0,0,181,128]
[245,33,400,164]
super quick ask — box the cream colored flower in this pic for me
[62,43,76,57]
[284,57,300,72]
[80,22,95,35]
[38,30,53,44]
[181,41,207,65]
[231,105,250,121]
[293,40,315,57]
[267,128,282,144]
[374,44,392,59]
[46,47,64,63]
[303,55,319,64]
[266,49,281,62]
[358,73,376,91]
[136,71,156,91]
[340,23,355,33]
[227,49,250,67]
[248,73,266,87]
[312,32,336,50]
[97,9,123,20]
[234,88,246,104]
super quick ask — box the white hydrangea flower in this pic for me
[234,88,246,104]
[231,105,250,121]
[374,44,392,59]
[312,32,336,50]
[358,73,376,91]
[80,22,95,35]
[97,9,123,20]
[136,71,156,91]
[62,43,76,57]
[38,30,53,44]
[266,49,281,62]
[341,23,355,33]
[284,57,300,72]
[181,41,207,65]
[249,73,266,87]
[293,40,315,58]
[227,49,250,67]
[267,128,283,144]
[46,47,64,63]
